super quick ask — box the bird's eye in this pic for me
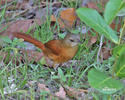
[70,39,74,42]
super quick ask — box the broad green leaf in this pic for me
[120,2,125,10]
[117,2,125,16]
[88,68,123,94]
[76,8,118,44]
[118,7,125,16]
[113,44,125,57]
[104,0,123,24]
[114,52,125,78]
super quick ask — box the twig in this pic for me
[97,35,104,63]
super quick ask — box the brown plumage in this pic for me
[13,32,80,67]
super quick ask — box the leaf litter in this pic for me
[0,0,116,99]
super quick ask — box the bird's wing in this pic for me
[44,40,62,55]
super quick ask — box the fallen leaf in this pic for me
[63,86,88,99]
[88,36,97,46]
[16,0,33,10]
[37,83,50,93]
[21,49,54,66]
[110,22,121,32]
[0,0,12,5]
[55,86,66,99]
[51,8,77,28]
[33,2,62,20]
[87,2,98,10]
[100,0,109,7]
[101,47,111,60]
[51,2,62,8]
[37,83,67,99]
[0,49,44,65]
[84,1,108,13]
[0,19,42,35]
[20,49,44,62]
[35,7,50,21]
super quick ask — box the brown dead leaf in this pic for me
[35,2,62,20]
[87,2,98,10]
[20,49,44,62]
[37,83,50,93]
[51,8,77,28]
[16,0,33,10]
[35,7,50,21]
[0,45,54,66]
[88,36,97,46]
[55,86,66,99]
[51,15,56,22]
[0,49,44,64]
[21,49,54,66]
[110,22,121,32]
[84,1,109,13]
[100,0,109,7]
[0,0,12,5]
[63,86,88,99]
[37,83,67,99]
[100,47,111,60]
[86,29,98,46]
[41,1,62,8]
[0,19,42,35]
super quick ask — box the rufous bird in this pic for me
[6,32,81,67]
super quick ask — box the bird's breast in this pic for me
[54,45,78,63]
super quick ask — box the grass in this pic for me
[0,30,98,99]
[0,20,114,99]
[0,31,117,99]
[58,0,82,8]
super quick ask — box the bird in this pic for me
[11,32,80,67]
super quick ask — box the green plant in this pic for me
[58,0,81,8]
[76,0,125,98]
[1,36,25,52]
